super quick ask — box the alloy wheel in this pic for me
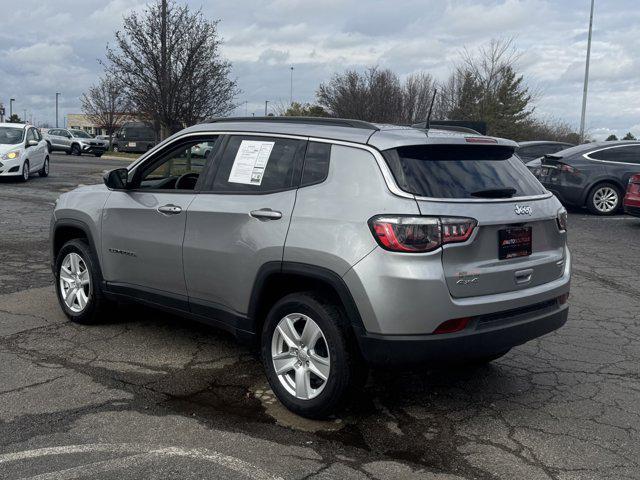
[44,158,49,175]
[271,313,330,400]
[593,187,619,213]
[23,162,29,180]
[59,252,91,313]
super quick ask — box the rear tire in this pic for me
[54,239,115,324]
[39,156,49,177]
[20,160,29,182]
[261,292,366,419]
[587,182,621,215]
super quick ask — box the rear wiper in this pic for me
[470,187,517,198]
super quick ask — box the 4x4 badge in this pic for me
[514,205,533,216]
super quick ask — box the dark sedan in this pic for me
[539,141,640,215]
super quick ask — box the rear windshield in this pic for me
[382,144,546,198]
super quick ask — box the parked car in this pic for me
[539,141,640,215]
[516,141,575,163]
[95,135,112,149]
[0,123,49,181]
[43,128,107,157]
[111,122,157,153]
[624,173,640,217]
[50,117,571,418]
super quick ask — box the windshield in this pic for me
[71,130,92,139]
[0,127,25,145]
[382,144,547,199]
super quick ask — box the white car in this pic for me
[0,123,49,181]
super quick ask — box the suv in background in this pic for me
[539,141,640,215]
[50,117,571,418]
[44,128,107,157]
[111,122,157,153]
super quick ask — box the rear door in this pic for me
[588,144,640,186]
[383,143,566,298]
[183,134,306,319]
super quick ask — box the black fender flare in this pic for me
[51,218,103,278]
[247,261,365,333]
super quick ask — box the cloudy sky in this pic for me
[0,0,638,140]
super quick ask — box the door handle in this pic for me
[157,204,183,215]
[250,208,282,220]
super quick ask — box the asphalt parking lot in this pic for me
[0,153,639,479]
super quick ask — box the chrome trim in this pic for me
[129,130,554,203]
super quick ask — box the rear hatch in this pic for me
[382,142,566,298]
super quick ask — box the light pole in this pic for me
[264,100,269,116]
[9,98,15,118]
[56,92,60,127]
[290,66,294,105]
[579,0,595,143]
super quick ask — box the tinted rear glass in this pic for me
[383,144,546,198]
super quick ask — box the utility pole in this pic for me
[290,66,294,105]
[9,98,15,118]
[579,0,595,143]
[56,92,60,127]
[264,100,269,116]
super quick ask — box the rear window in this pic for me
[383,144,546,199]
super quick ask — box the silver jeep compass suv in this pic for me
[50,118,571,418]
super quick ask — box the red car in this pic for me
[624,173,640,217]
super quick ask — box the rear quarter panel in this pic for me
[284,144,419,275]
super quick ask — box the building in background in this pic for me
[66,113,137,135]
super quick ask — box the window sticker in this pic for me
[228,140,275,185]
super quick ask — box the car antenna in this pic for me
[425,88,438,131]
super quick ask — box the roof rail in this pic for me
[202,116,380,131]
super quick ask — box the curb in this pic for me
[100,155,139,162]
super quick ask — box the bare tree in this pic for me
[104,0,239,139]
[80,75,129,146]
[317,67,436,124]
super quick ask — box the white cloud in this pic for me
[0,0,638,137]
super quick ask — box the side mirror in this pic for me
[103,168,130,190]
[26,139,38,147]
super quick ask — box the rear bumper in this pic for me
[355,302,568,366]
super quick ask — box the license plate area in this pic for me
[499,226,532,260]
[128,142,137,147]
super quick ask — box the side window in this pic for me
[591,146,640,164]
[34,129,42,141]
[135,139,218,191]
[301,142,331,186]
[210,135,304,193]
[26,129,36,143]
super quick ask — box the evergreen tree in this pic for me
[606,134,618,141]
[622,132,637,140]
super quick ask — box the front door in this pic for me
[25,127,45,170]
[183,134,306,321]
[101,137,219,304]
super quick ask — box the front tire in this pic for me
[20,160,29,182]
[71,144,81,156]
[261,292,366,419]
[54,239,115,324]
[587,182,621,215]
[39,156,49,177]
[112,145,119,153]
[94,152,103,157]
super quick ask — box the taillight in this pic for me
[556,207,567,232]
[369,216,477,253]
[559,162,579,174]
[627,175,640,194]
